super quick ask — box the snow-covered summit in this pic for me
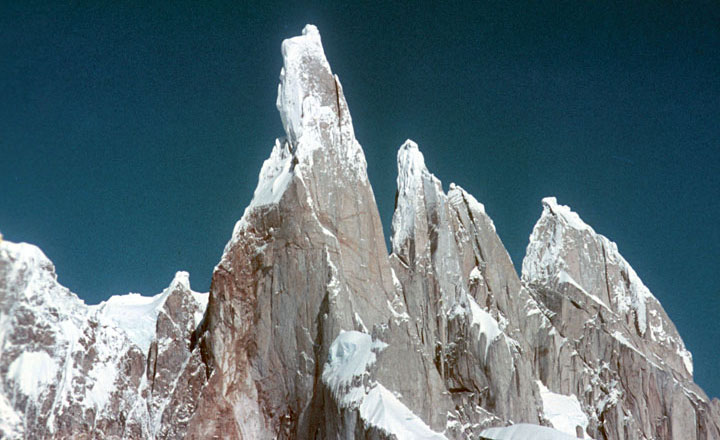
[0,239,209,439]
[169,270,191,290]
[1,240,55,278]
[396,139,426,178]
[229,25,369,246]
[523,198,651,319]
[394,140,429,206]
[91,271,201,353]
[0,240,86,315]
[523,197,608,290]
[276,24,363,168]
[540,197,595,233]
[391,139,437,255]
[240,24,329,213]
[523,198,694,378]
[277,24,331,146]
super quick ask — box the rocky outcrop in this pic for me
[186,24,451,439]
[0,241,207,439]
[521,197,720,439]
[389,140,542,436]
[1,24,718,440]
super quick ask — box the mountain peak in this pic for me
[237,25,366,228]
[275,26,363,176]
[400,138,419,150]
[392,140,435,256]
[302,23,320,36]
[540,196,595,233]
[277,24,335,147]
[525,196,696,379]
[396,139,428,182]
[168,270,191,291]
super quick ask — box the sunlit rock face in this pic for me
[187,24,451,439]
[2,25,719,440]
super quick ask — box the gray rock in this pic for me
[521,197,720,439]
[186,24,452,439]
[389,140,542,435]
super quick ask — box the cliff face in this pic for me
[520,198,720,439]
[187,25,451,439]
[1,25,718,440]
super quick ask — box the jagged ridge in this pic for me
[1,24,719,440]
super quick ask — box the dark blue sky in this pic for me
[1,2,718,398]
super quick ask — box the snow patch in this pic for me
[93,290,169,354]
[325,250,342,299]
[536,380,592,439]
[248,138,294,209]
[322,331,444,439]
[92,271,204,353]
[611,330,635,350]
[354,313,369,334]
[467,296,503,359]
[469,266,483,283]
[322,330,387,406]
[556,270,611,312]
[621,261,650,336]
[596,387,623,414]
[85,361,118,409]
[392,139,428,253]
[680,348,693,376]
[391,267,403,292]
[0,393,23,437]
[7,351,58,399]
[359,383,447,440]
[481,423,580,440]
[191,291,209,327]
[387,300,410,322]
[541,197,594,233]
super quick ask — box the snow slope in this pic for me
[322,331,447,439]
[481,423,580,440]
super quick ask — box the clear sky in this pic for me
[1,2,718,399]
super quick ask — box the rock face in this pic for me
[520,198,720,439]
[187,25,451,439]
[389,141,542,435]
[2,25,719,439]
